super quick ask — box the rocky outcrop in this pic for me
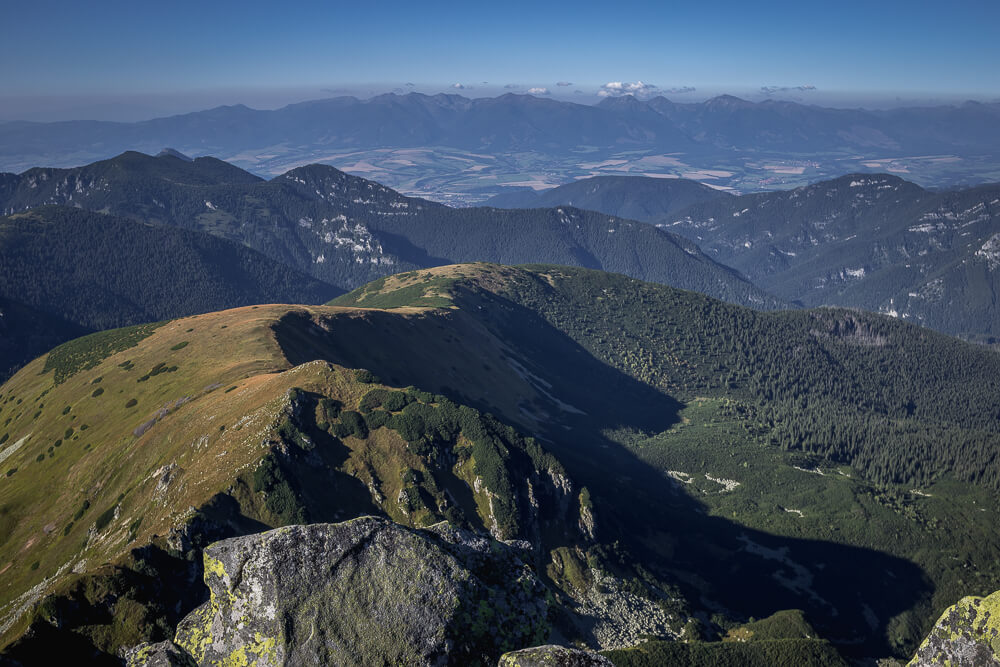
[126,641,198,666]
[499,644,613,666]
[135,517,550,666]
[909,590,1000,666]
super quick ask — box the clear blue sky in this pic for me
[2,0,998,118]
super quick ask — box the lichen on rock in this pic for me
[908,589,1000,666]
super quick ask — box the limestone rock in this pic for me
[172,516,550,666]
[499,644,613,666]
[909,590,1000,666]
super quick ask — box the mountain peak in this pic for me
[704,94,754,109]
[156,148,193,161]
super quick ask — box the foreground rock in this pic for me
[909,590,1000,666]
[499,644,613,666]
[125,641,197,666]
[130,517,550,666]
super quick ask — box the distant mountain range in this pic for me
[2,93,999,198]
[10,150,1000,343]
[0,151,782,311]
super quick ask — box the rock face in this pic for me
[126,641,198,666]
[909,590,1000,666]
[499,644,614,666]
[135,517,550,666]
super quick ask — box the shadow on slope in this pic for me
[274,291,931,658]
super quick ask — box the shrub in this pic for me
[125,398,138,408]
[252,455,305,525]
[364,410,390,430]
[354,369,380,384]
[91,388,104,398]
[332,411,368,439]
[170,341,189,351]
[319,398,342,422]
[94,506,117,532]
[358,389,410,414]
[73,500,91,520]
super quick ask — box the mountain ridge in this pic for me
[3,263,1000,663]
[2,93,999,195]
[0,151,783,310]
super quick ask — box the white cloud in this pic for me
[527,87,550,95]
[598,81,659,99]
[452,83,465,89]
[665,86,696,94]
[760,85,817,95]
[556,81,573,87]
[504,83,520,89]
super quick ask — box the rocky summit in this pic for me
[128,516,550,666]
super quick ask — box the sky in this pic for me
[2,0,999,120]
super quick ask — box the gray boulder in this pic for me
[168,516,549,666]
[125,641,198,667]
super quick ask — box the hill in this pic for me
[666,174,1000,338]
[482,175,729,222]
[2,264,999,663]
[0,206,340,380]
[0,152,783,309]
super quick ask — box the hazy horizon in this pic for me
[3,0,998,122]
[2,85,997,124]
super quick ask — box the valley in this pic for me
[1,264,999,664]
